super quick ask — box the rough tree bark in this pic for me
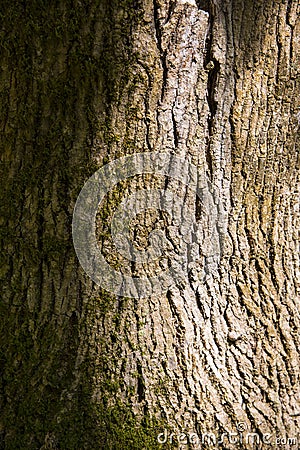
[0,0,299,449]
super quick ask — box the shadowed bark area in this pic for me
[0,1,156,448]
[0,0,299,449]
[0,0,99,447]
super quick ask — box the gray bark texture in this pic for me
[0,0,299,449]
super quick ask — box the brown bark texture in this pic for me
[0,0,299,449]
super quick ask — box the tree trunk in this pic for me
[1,0,299,448]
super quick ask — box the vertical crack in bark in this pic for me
[153,0,168,102]
[206,61,220,124]
[196,0,209,13]
[136,360,146,404]
[171,107,179,148]
[202,2,220,180]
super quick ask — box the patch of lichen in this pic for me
[54,380,170,449]
[58,294,174,450]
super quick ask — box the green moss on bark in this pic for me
[0,0,170,448]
